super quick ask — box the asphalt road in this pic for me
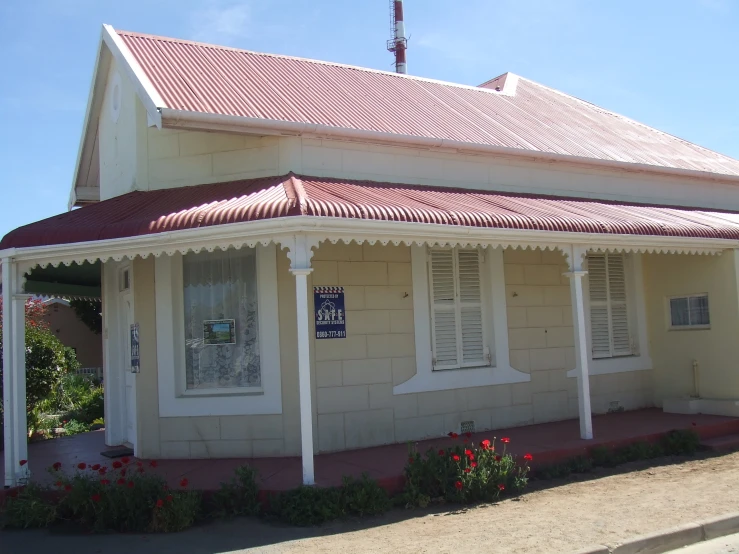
[667,533,739,554]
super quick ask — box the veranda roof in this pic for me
[4,174,739,251]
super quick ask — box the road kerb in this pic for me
[577,512,739,554]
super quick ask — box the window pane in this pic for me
[183,249,260,389]
[670,297,689,327]
[689,295,710,326]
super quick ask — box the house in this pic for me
[4,24,739,488]
[41,298,103,377]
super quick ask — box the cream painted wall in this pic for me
[126,123,739,210]
[128,244,656,459]
[645,251,739,402]
[98,60,149,200]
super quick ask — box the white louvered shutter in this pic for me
[430,249,458,368]
[457,249,486,366]
[429,248,487,370]
[587,253,632,359]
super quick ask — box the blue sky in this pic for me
[1,0,737,238]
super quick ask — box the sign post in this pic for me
[314,286,346,339]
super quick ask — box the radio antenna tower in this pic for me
[387,0,408,74]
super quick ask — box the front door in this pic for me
[119,287,137,448]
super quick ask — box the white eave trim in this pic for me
[0,216,734,271]
[160,108,739,187]
[101,24,164,128]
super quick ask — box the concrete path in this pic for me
[666,532,739,553]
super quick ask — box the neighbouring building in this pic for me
[5,25,739,487]
[43,299,103,376]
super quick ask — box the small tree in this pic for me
[69,298,103,335]
[0,298,80,438]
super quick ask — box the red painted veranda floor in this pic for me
[6,409,739,493]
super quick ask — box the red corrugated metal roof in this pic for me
[117,30,739,177]
[4,174,739,250]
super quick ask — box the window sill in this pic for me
[394,364,530,395]
[181,387,264,398]
[668,326,711,332]
[566,354,653,377]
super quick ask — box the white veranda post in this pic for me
[287,236,316,486]
[2,258,30,487]
[564,247,594,440]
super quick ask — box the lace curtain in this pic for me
[183,248,260,389]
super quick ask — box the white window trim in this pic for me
[396,245,529,395]
[567,253,652,377]
[666,293,711,330]
[154,244,282,416]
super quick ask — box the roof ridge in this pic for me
[283,173,308,216]
[516,75,739,162]
[115,28,512,98]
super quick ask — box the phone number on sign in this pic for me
[316,330,347,339]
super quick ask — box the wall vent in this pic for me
[460,420,475,434]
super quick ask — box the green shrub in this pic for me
[37,374,105,427]
[149,491,202,533]
[1,484,57,529]
[340,474,390,516]
[49,458,201,533]
[270,485,344,526]
[210,465,261,518]
[401,434,531,507]
[660,429,700,455]
[61,419,91,436]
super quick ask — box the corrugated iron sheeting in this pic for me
[4,174,739,250]
[118,30,739,177]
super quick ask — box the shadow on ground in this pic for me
[0,451,729,554]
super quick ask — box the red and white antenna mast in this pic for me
[387,0,408,74]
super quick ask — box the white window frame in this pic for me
[569,252,652,377]
[396,245,529,395]
[154,244,282,416]
[667,293,710,330]
[429,247,490,371]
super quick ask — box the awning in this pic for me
[4,173,739,251]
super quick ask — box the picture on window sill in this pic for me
[203,319,236,345]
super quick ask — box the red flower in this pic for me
[117,478,126,485]
[180,478,189,488]
[454,480,463,490]
[121,457,130,464]
[468,454,475,462]
[77,462,87,470]
[120,469,127,477]
[480,439,491,449]
[692,422,697,427]
[452,454,461,462]
[101,479,110,485]
[464,432,472,438]
[438,449,445,456]
[166,494,173,503]
[464,449,472,456]
[464,468,471,473]
[501,437,510,444]
[52,462,62,471]
[408,456,414,464]
[138,467,145,473]
[448,432,459,439]
[495,455,502,462]
[91,464,101,471]
[19,459,27,467]
[112,461,123,469]
[156,499,164,508]
[54,481,62,488]
[471,462,477,468]
[127,481,134,489]
[64,484,72,492]
[98,468,107,476]
[523,453,533,461]
[498,483,505,491]
[136,461,143,467]
[149,460,158,468]
[91,494,101,503]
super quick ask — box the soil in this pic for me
[4,451,739,554]
[252,451,739,554]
